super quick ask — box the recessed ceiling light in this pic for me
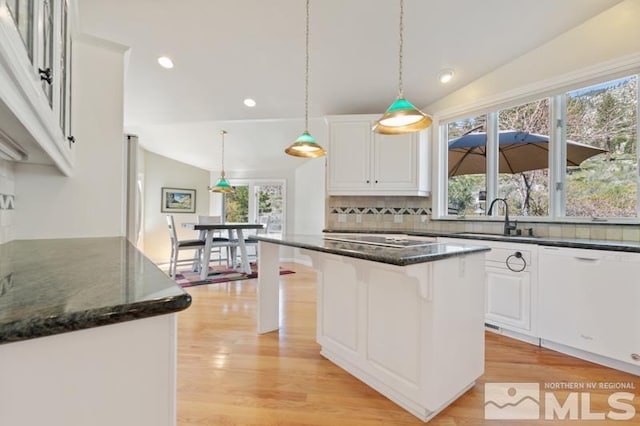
[243,98,256,107]
[157,56,174,69]
[438,69,455,84]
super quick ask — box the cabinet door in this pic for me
[539,247,640,365]
[373,132,418,190]
[327,120,371,191]
[485,266,531,331]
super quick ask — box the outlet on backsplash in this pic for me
[394,214,403,224]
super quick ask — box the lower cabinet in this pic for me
[439,238,538,341]
[539,246,640,373]
[310,251,486,421]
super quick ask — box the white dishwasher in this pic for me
[539,246,640,372]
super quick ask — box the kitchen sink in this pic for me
[454,232,539,239]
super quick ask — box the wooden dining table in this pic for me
[182,222,264,280]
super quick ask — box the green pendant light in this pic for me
[209,130,235,194]
[285,0,326,158]
[373,0,432,135]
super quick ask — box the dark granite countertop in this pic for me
[254,234,490,266]
[324,229,640,253]
[0,237,191,345]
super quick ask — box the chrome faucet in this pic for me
[487,198,518,236]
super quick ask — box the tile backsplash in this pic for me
[0,160,15,244]
[326,196,640,242]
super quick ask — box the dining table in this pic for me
[182,222,264,280]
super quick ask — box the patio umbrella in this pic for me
[448,131,607,177]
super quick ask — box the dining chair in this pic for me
[244,215,273,263]
[166,215,206,278]
[197,215,238,268]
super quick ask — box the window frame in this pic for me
[435,70,640,224]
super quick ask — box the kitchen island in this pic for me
[255,234,489,422]
[0,237,191,426]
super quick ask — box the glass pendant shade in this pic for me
[210,171,234,193]
[285,131,326,158]
[373,0,432,135]
[285,0,326,158]
[372,97,433,135]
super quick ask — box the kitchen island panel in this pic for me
[310,250,486,422]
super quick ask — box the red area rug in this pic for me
[175,265,294,288]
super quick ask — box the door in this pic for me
[224,180,285,238]
[373,132,418,190]
[485,266,531,331]
[254,183,284,238]
[327,120,372,191]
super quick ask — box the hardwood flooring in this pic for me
[177,263,639,425]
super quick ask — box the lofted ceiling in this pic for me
[77,0,622,173]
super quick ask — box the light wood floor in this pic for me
[177,263,639,425]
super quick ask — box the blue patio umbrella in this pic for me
[448,131,607,177]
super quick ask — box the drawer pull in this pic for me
[631,353,640,362]
[580,334,594,341]
[575,257,599,262]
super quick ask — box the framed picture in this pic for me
[161,187,196,213]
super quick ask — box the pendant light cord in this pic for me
[220,130,227,172]
[398,0,404,97]
[304,0,310,132]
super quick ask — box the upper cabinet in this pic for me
[0,0,74,175]
[326,114,430,196]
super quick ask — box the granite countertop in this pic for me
[324,229,640,253]
[254,234,490,266]
[0,237,191,345]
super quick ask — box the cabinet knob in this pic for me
[631,353,640,362]
[375,180,378,184]
[366,180,370,183]
[38,68,52,84]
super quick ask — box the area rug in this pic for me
[174,265,295,288]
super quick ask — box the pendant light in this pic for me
[372,0,432,135]
[285,0,326,158]
[209,130,235,193]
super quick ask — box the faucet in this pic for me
[487,198,518,236]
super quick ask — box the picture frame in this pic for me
[161,187,196,213]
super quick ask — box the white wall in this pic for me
[292,157,325,264]
[143,150,210,264]
[428,0,640,117]
[293,159,325,235]
[0,159,15,243]
[14,35,127,239]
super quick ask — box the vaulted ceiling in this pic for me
[78,0,622,172]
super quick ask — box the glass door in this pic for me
[224,184,249,223]
[223,180,285,238]
[254,183,284,238]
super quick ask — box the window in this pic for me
[498,98,550,216]
[441,74,639,221]
[447,114,487,217]
[564,76,638,218]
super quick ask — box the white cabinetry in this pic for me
[309,250,485,421]
[539,246,640,374]
[0,0,74,175]
[439,237,538,343]
[326,114,429,196]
